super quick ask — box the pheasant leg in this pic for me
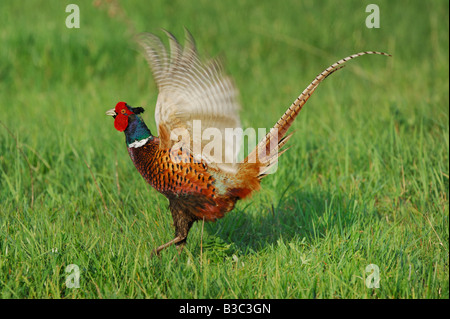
[151,236,185,256]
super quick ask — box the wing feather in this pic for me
[137,30,241,173]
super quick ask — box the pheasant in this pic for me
[106,30,389,255]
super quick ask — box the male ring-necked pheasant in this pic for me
[106,30,389,255]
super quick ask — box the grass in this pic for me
[0,0,448,298]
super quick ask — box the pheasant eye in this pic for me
[121,109,126,114]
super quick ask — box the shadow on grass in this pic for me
[201,188,357,255]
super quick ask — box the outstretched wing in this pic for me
[137,30,242,173]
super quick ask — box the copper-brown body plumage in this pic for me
[128,139,240,222]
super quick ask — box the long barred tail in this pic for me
[244,51,391,178]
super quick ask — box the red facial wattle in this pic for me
[113,102,133,132]
[114,114,129,132]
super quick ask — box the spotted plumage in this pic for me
[106,30,390,255]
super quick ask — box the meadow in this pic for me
[0,0,448,298]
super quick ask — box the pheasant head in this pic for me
[106,101,153,147]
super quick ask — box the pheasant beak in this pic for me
[105,109,117,117]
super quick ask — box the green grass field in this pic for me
[0,0,448,299]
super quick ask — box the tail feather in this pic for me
[244,51,391,178]
[256,133,293,176]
